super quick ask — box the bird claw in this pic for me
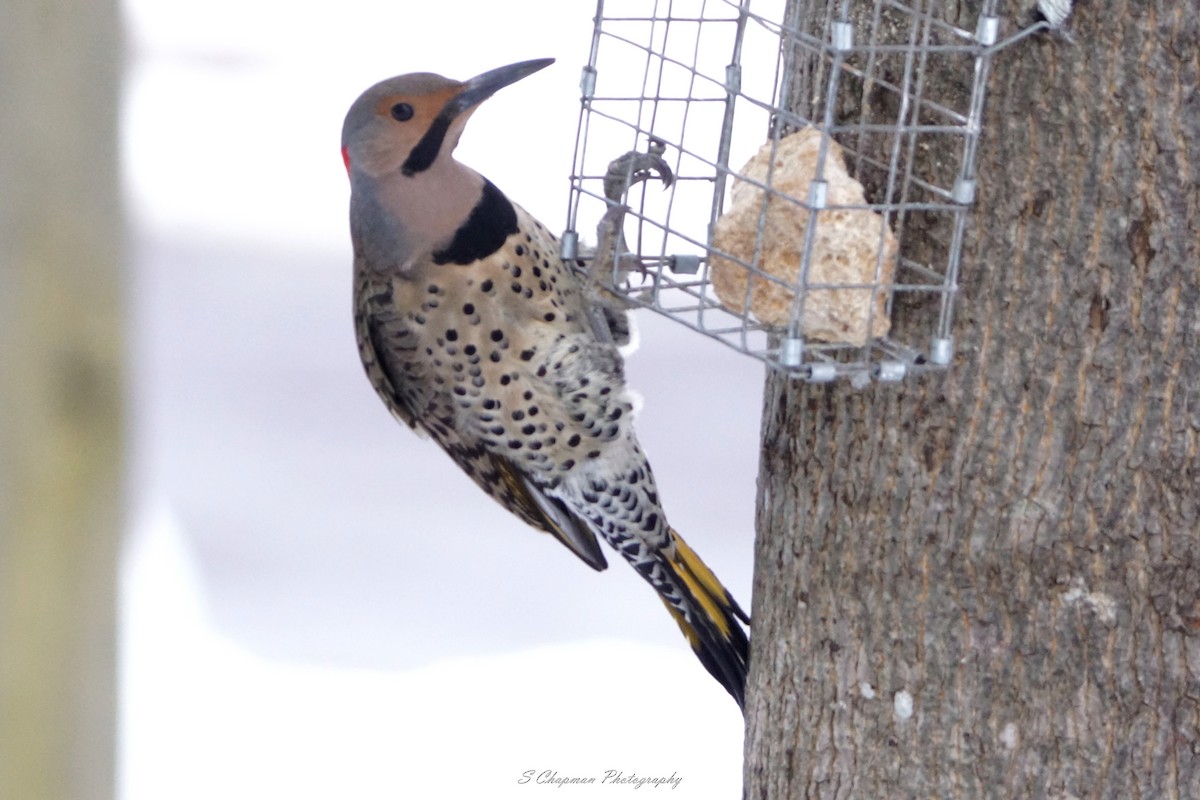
[603,137,674,202]
[592,137,673,286]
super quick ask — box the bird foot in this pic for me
[593,137,674,285]
[603,136,675,202]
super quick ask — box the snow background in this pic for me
[119,1,766,797]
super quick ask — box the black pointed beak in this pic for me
[449,58,554,116]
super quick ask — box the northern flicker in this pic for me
[341,58,750,709]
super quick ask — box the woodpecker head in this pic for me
[341,58,554,180]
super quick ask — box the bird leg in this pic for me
[591,136,674,289]
[582,138,674,346]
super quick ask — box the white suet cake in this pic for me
[709,128,897,347]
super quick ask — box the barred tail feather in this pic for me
[661,529,750,710]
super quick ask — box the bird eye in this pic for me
[390,102,414,122]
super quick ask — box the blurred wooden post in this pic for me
[0,2,124,799]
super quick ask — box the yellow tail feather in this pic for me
[660,528,750,709]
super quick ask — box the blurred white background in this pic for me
[119,1,765,797]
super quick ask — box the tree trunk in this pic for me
[745,3,1199,798]
[0,3,124,799]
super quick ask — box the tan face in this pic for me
[342,60,553,180]
[344,78,465,178]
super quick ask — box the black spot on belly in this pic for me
[433,179,519,266]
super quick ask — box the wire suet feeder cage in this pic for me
[562,0,1049,383]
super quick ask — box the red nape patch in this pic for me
[341,146,351,175]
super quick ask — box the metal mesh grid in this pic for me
[561,0,1041,383]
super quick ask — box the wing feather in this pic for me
[359,296,607,572]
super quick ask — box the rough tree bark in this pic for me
[745,2,1199,798]
[0,3,124,799]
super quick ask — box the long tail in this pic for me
[658,529,751,710]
